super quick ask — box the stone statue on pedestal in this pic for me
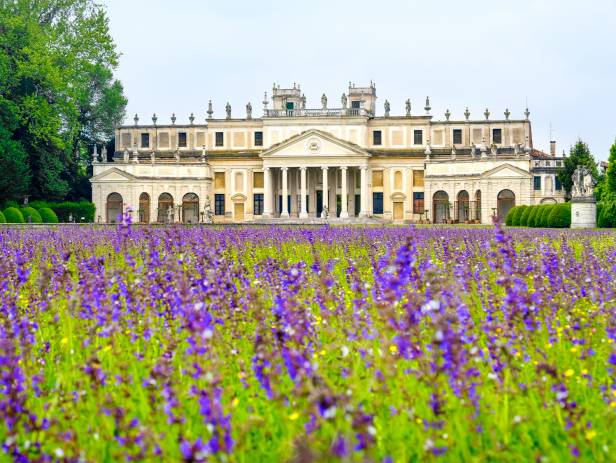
[321,204,329,220]
[571,165,597,229]
[301,94,306,109]
[341,93,347,109]
[166,207,173,224]
[123,149,129,163]
[101,146,107,162]
[572,166,595,198]
[204,197,213,224]
[405,99,411,117]
[321,93,327,109]
[246,102,252,119]
[175,149,180,163]
[384,100,390,117]
[225,102,231,119]
[92,145,98,163]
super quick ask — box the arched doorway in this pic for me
[139,193,150,223]
[497,189,515,220]
[106,193,123,224]
[182,193,200,223]
[456,190,469,223]
[157,193,174,223]
[433,191,449,224]
[475,190,482,222]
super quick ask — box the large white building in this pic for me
[91,82,565,224]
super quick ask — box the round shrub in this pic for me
[598,200,616,228]
[0,210,5,223]
[511,205,527,226]
[527,206,541,227]
[519,206,533,227]
[548,203,571,228]
[505,206,518,226]
[21,207,43,223]
[38,207,59,223]
[3,207,25,223]
[539,205,555,228]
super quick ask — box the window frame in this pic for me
[413,192,425,214]
[534,176,542,191]
[254,131,263,147]
[214,194,225,216]
[413,130,423,145]
[140,133,150,148]
[452,129,462,145]
[373,130,382,146]
[178,132,187,148]
[492,128,502,144]
[253,193,264,215]
[215,132,224,147]
[372,192,384,214]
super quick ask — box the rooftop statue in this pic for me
[246,102,252,119]
[225,102,232,119]
[321,93,327,109]
[405,99,411,117]
[384,100,390,117]
[341,93,347,109]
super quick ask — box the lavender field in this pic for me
[1,222,616,462]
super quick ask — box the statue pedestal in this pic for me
[571,197,596,229]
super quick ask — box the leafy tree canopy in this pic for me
[0,0,127,202]
[557,140,598,197]
[605,139,616,199]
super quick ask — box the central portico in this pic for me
[260,129,371,219]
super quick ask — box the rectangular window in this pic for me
[413,192,425,214]
[414,130,423,145]
[254,131,263,146]
[351,100,361,109]
[141,133,150,148]
[215,132,224,147]
[555,177,562,191]
[286,102,294,110]
[372,170,383,187]
[372,192,384,214]
[373,130,382,146]
[534,176,542,191]
[214,194,225,216]
[492,128,502,144]
[453,129,462,145]
[253,171,264,188]
[178,132,187,148]
[413,170,424,187]
[253,193,264,215]
[214,172,225,189]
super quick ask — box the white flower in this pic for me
[341,346,349,357]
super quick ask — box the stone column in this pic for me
[340,166,349,219]
[299,166,308,219]
[359,165,369,218]
[263,167,273,218]
[321,166,329,217]
[281,167,289,218]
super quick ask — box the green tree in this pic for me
[557,140,599,197]
[0,98,30,203]
[0,0,126,202]
[605,139,616,198]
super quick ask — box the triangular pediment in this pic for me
[481,163,532,179]
[90,167,135,182]
[260,129,370,159]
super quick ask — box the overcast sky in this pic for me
[103,0,616,160]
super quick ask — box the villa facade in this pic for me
[91,82,565,224]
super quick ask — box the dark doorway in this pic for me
[316,190,323,217]
[354,194,360,217]
[336,194,341,217]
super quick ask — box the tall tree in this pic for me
[557,140,599,197]
[605,139,616,198]
[0,0,126,202]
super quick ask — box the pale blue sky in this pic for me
[104,0,616,160]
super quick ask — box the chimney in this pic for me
[550,140,556,156]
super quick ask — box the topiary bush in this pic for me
[21,207,43,223]
[38,207,59,224]
[0,210,5,223]
[548,203,571,228]
[51,201,96,222]
[527,206,541,227]
[539,205,555,228]
[598,200,616,228]
[511,205,527,226]
[519,206,532,227]
[3,207,25,223]
[506,206,518,226]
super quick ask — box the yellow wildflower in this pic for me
[289,412,300,421]
[61,337,68,345]
[585,430,597,440]
[389,345,398,354]
[564,369,574,377]
[231,398,239,408]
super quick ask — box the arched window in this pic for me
[158,193,174,223]
[433,190,449,223]
[182,193,200,224]
[497,189,515,220]
[394,170,403,190]
[456,190,469,223]
[106,193,123,224]
[139,193,150,223]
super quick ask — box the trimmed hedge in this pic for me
[511,205,527,226]
[21,207,43,223]
[547,203,571,228]
[4,207,25,223]
[538,205,555,228]
[38,207,59,224]
[50,201,96,222]
[527,206,541,228]
[0,210,5,223]
[505,206,518,226]
[519,207,532,227]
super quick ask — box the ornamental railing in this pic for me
[263,108,368,118]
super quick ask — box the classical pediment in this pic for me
[90,167,135,183]
[260,129,370,159]
[481,163,532,179]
